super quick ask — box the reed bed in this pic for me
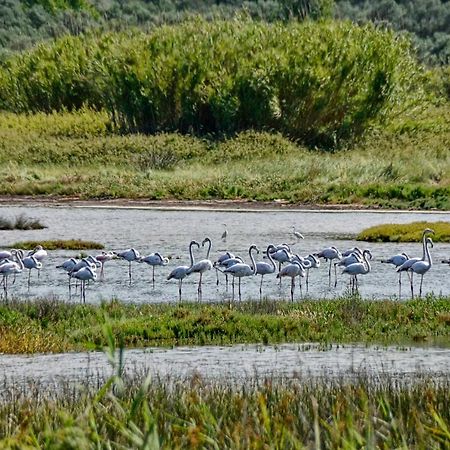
[0,297,449,354]
[0,214,45,230]
[0,366,448,448]
[7,239,105,251]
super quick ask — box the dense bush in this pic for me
[0,19,422,148]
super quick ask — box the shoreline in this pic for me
[1,195,449,214]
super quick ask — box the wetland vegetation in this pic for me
[0,297,449,354]
[358,221,450,243]
[0,214,45,230]
[6,239,105,251]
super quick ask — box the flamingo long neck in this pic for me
[12,251,24,269]
[249,246,258,275]
[421,233,428,260]
[204,239,212,259]
[266,246,276,271]
[362,251,371,274]
[188,242,197,268]
[425,240,432,266]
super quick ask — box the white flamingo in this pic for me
[22,254,43,288]
[214,251,235,286]
[71,266,97,303]
[270,246,293,283]
[277,260,306,302]
[0,250,12,261]
[316,246,342,287]
[342,249,372,294]
[397,229,434,298]
[410,238,433,298]
[381,252,409,298]
[140,252,169,287]
[186,237,213,298]
[256,244,277,297]
[115,248,140,283]
[95,251,116,280]
[224,245,259,300]
[305,253,320,291]
[28,245,48,261]
[167,240,200,301]
[0,254,23,300]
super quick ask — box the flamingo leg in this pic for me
[259,275,263,297]
[419,274,424,298]
[238,277,242,301]
[178,279,183,302]
[198,273,203,295]
[28,269,31,290]
[398,272,402,299]
[410,271,414,299]
[334,263,338,288]
[225,273,229,290]
[328,259,332,286]
[278,262,282,286]
[152,266,155,288]
[215,268,219,286]
[100,263,105,280]
[290,277,295,302]
[128,262,132,284]
[306,270,309,292]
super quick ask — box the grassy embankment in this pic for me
[0,297,449,354]
[0,104,448,209]
[358,221,450,242]
[0,368,448,448]
[0,19,448,209]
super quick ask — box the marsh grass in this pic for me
[358,221,450,242]
[0,351,448,448]
[0,101,448,208]
[8,239,104,250]
[0,214,45,230]
[0,296,449,354]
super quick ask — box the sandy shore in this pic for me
[0,195,380,210]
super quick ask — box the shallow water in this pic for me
[0,344,448,388]
[1,205,449,303]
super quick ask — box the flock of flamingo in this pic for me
[0,226,447,302]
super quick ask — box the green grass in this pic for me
[8,239,104,250]
[0,101,449,209]
[0,213,45,230]
[0,369,448,449]
[358,221,450,242]
[0,297,449,354]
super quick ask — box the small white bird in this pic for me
[221,224,228,242]
[292,226,304,241]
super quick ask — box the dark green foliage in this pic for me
[334,0,450,65]
[0,19,422,148]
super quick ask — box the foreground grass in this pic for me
[0,297,449,354]
[358,221,450,242]
[0,370,448,449]
[0,103,449,209]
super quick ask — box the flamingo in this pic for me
[270,246,293,283]
[215,255,244,291]
[28,245,48,261]
[0,255,23,300]
[95,251,116,280]
[167,240,200,301]
[22,254,42,288]
[0,250,12,261]
[140,252,169,287]
[316,246,342,287]
[381,252,409,298]
[397,228,434,298]
[186,237,213,298]
[115,248,140,283]
[305,254,320,291]
[71,266,97,303]
[342,249,372,294]
[214,251,235,286]
[277,260,306,302]
[224,245,259,300]
[256,244,277,297]
[410,238,433,298]
[341,247,362,258]
[290,254,312,294]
